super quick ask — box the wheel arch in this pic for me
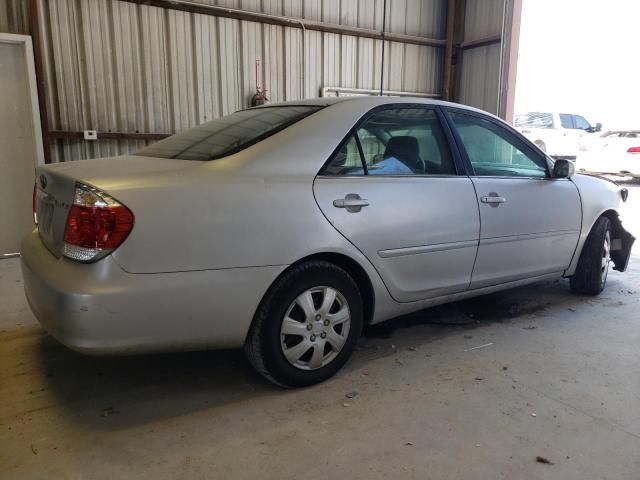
[600,208,620,226]
[593,209,624,246]
[288,252,375,325]
[247,252,376,343]
[600,209,634,272]
[568,208,631,276]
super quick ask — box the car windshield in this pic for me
[514,112,553,128]
[135,106,323,160]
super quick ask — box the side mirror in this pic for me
[552,158,575,179]
[588,122,603,133]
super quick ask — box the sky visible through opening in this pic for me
[515,0,640,130]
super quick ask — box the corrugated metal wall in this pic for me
[34,0,447,162]
[0,0,29,35]
[457,0,504,113]
[1,0,514,163]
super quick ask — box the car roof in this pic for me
[251,95,495,118]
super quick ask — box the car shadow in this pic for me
[32,277,617,431]
[33,336,278,431]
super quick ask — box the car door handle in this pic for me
[481,195,506,205]
[333,194,370,212]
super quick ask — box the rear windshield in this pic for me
[514,112,553,128]
[135,106,322,160]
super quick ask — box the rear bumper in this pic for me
[21,230,286,354]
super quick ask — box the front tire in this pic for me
[245,261,363,387]
[570,216,611,295]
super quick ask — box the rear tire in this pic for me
[245,261,363,388]
[570,216,611,295]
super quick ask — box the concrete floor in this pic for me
[2,181,639,480]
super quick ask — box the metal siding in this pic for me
[0,0,29,34]
[458,43,501,114]
[194,0,446,36]
[32,0,447,161]
[456,0,505,114]
[464,0,503,40]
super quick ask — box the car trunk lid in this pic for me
[34,156,201,258]
[34,167,76,257]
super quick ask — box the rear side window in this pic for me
[514,112,553,128]
[322,107,456,176]
[323,136,363,175]
[135,106,322,160]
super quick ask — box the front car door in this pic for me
[559,113,584,158]
[572,114,594,155]
[445,108,581,289]
[313,105,480,302]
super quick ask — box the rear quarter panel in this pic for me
[105,102,377,274]
[97,101,404,323]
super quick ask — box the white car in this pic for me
[576,130,640,178]
[514,112,602,160]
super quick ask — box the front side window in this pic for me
[560,113,574,129]
[450,112,548,179]
[572,115,590,130]
[135,106,322,160]
[322,107,456,176]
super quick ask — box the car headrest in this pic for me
[384,136,420,168]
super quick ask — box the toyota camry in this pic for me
[22,97,634,387]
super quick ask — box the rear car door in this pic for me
[445,109,581,289]
[313,106,480,302]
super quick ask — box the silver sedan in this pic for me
[22,97,634,387]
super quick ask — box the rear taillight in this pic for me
[33,183,38,225]
[63,183,134,262]
[627,146,640,154]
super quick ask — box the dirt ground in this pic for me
[1,180,639,480]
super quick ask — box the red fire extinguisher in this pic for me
[251,59,268,107]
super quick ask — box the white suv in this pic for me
[514,112,602,160]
